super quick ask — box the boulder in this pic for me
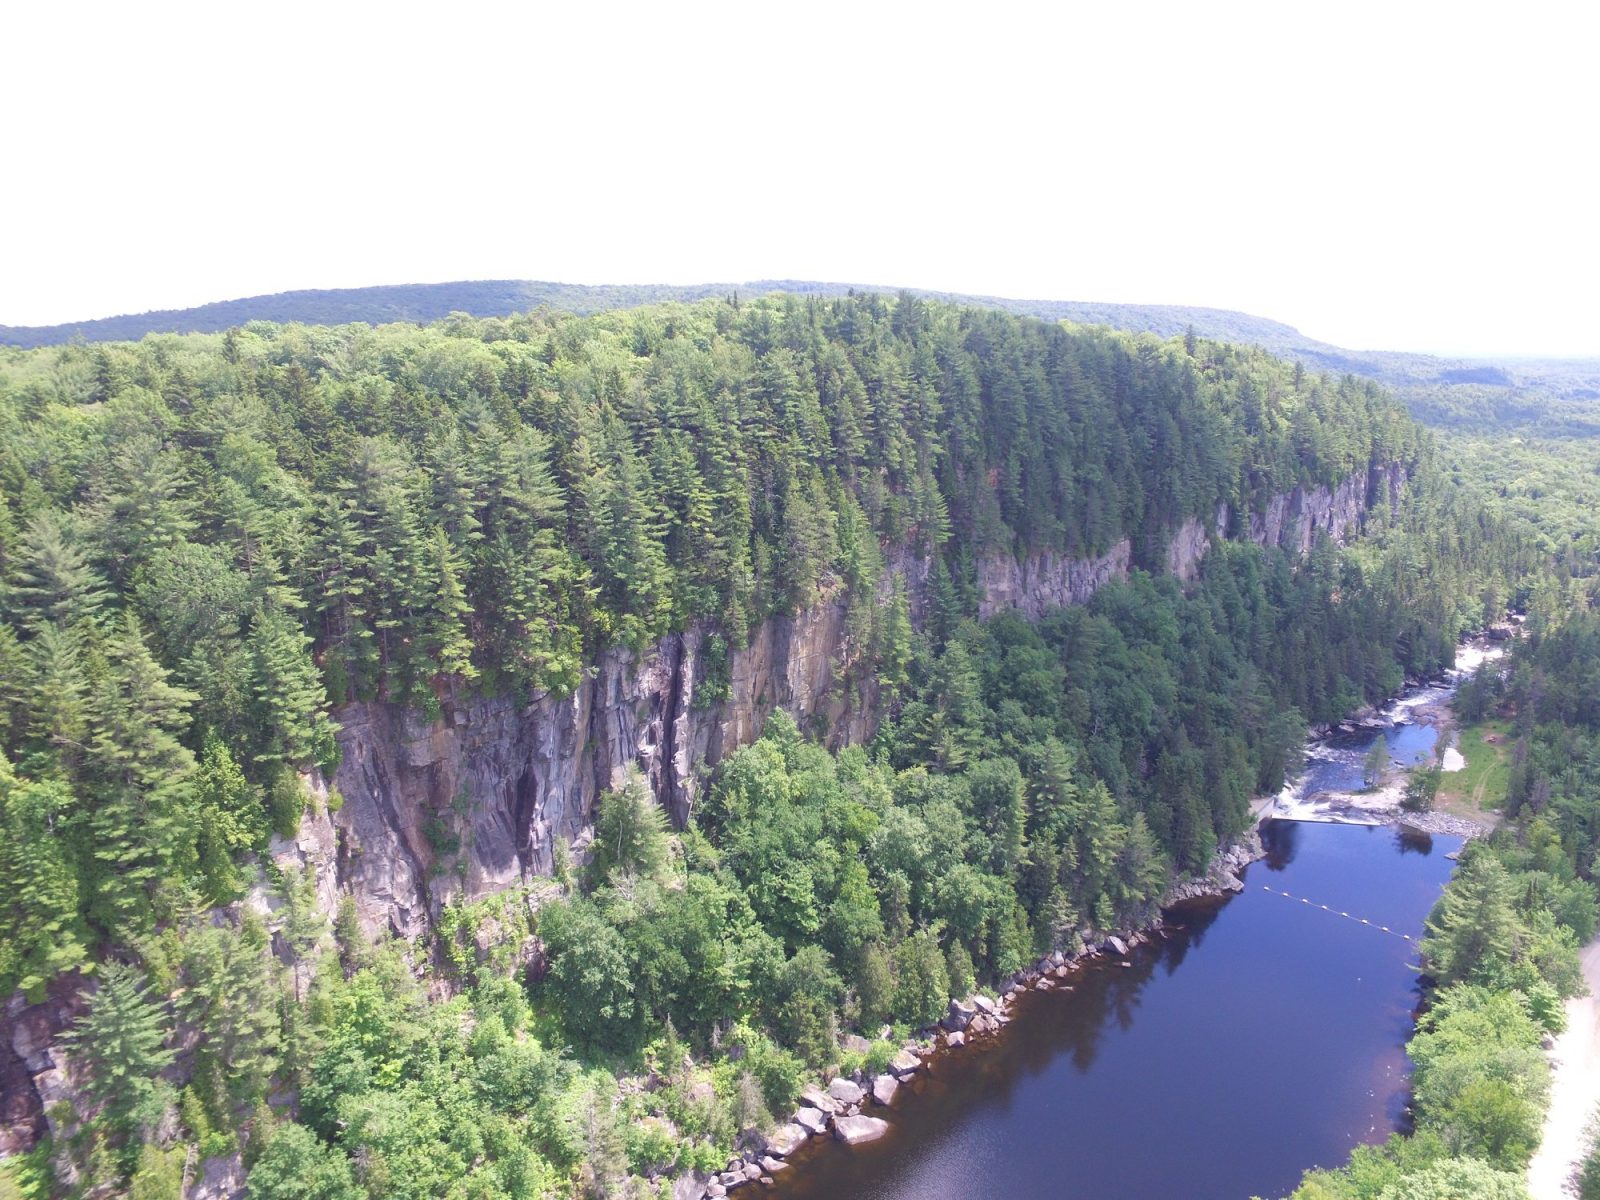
[842,1033,872,1055]
[800,1085,839,1114]
[765,1124,808,1157]
[827,1077,865,1106]
[743,1162,762,1181]
[673,1173,710,1200]
[942,999,976,1031]
[889,1049,921,1077]
[793,1106,829,1135]
[1103,935,1129,957]
[972,994,997,1016]
[872,1074,899,1106]
[760,1156,788,1174]
[832,1115,891,1145]
[946,1030,966,1047]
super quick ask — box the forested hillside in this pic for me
[13,280,1596,425]
[0,294,1538,1198]
[0,280,1356,351]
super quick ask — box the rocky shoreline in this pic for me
[674,637,1512,1196]
[1397,810,1489,840]
[672,829,1269,1198]
[675,727,1497,1198]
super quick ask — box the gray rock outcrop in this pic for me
[293,463,1406,944]
[826,1078,865,1106]
[832,1115,890,1145]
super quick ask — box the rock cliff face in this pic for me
[1,974,88,1156]
[301,463,1405,941]
[301,594,886,940]
[1233,461,1409,557]
[0,465,1409,1153]
[976,541,1132,620]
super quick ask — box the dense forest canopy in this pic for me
[0,293,1419,712]
[0,293,1562,1199]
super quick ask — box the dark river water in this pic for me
[768,820,1461,1200]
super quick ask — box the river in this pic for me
[766,819,1461,1200]
[1274,639,1505,822]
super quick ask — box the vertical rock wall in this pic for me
[301,463,1406,941]
[0,463,1408,1152]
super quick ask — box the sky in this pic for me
[3,1,1596,357]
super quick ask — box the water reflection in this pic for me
[1262,816,1302,869]
[1394,826,1434,856]
[767,821,1460,1200]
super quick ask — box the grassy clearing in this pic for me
[1436,719,1513,818]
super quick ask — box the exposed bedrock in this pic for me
[298,464,1407,940]
[0,465,1408,1151]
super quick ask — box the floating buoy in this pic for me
[1262,885,1414,941]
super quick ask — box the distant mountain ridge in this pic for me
[5,278,1597,401]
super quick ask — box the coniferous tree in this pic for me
[78,615,197,937]
[68,964,176,1170]
[246,604,332,768]
[0,754,88,997]
[7,511,110,632]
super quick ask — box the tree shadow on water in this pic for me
[1261,818,1301,870]
[1394,825,1434,856]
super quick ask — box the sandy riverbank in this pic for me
[1527,938,1600,1199]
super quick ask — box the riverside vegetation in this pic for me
[1284,608,1600,1200]
[0,293,1574,1199]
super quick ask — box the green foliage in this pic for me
[1403,766,1442,814]
[192,732,266,902]
[246,1122,362,1200]
[0,292,1565,1195]
[1373,1156,1531,1199]
[1580,1114,1600,1200]
[0,755,88,997]
[0,1141,55,1200]
[1364,741,1390,788]
[591,767,671,884]
[1409,985,1547,1168]
[538,897,641,1054]
[1420,848,1583,1009]
[891,930,951,1027]
[128,1143,185,1200]
[67,964,177,1172]
[266,767,305,840]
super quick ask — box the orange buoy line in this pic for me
[1260,886,1416,940]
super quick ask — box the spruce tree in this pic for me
[68,963,176,1169]
[0,755,88,997]
[7,511,110,631]
[247,604,332,767]
[79,615,197,937]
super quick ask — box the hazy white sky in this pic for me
[4,1,1596,356]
